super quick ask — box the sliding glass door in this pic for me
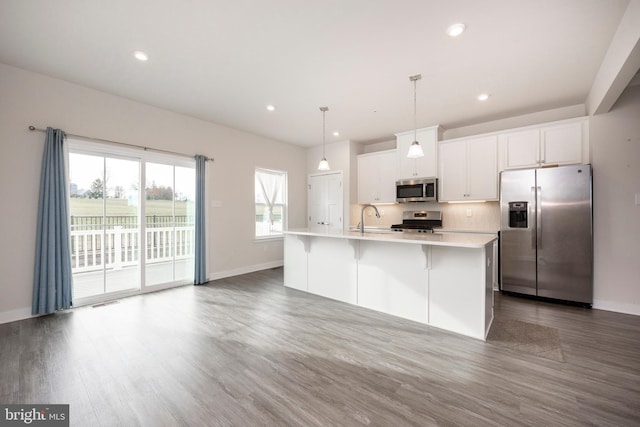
[68,141,195,304]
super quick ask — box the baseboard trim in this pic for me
[207,260,284,282]
[0,307,36,325]
[593,299,640,316]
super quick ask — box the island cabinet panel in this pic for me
[428,245,489,340]
[357,241,428,323]
[307,237,357,304]
[284,234,308,291]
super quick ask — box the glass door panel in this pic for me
[69,153,105,299]
[174,166,195,281]
[145,162,195,286]
[104,157,140,294]
[145,162,176,286]
[69,153,141,299]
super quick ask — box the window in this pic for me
[255,168,287,238]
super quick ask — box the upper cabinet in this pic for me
[396,125,442,179]
[499,118,589,171]
[357,149,398,204]
[438,136,498,202]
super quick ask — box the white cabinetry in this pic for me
[396,125,441,179]
[357,241,428,323]
[429,244,494,339]
[438,136,498,202]
[308,172,343,232]
[500,118,588,170]
[357,149,398,204]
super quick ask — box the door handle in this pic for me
[536,186,542,249]
[531,187,536,249]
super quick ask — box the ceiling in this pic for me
[0,0,631,147]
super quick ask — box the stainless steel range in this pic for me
[391,211,442,233]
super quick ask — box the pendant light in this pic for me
[407,74,424,158]
[317,106,330,171]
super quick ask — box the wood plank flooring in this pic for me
[1,267,639,426]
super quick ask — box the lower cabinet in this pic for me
[307,238,357,304]
[357,241,428,323]
[428,245,493,339]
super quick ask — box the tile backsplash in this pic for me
[350,201,500,233]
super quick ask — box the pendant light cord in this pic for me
[320,106,328,158]
[413,77,417,143]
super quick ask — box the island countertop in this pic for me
[285,228,497,249]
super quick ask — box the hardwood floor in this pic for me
[1,267,639,426]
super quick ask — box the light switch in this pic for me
[636,193,640,206]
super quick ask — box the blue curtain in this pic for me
[32,127,73,315]
[194,154,207,285]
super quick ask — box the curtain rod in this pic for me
[28,126,213,162]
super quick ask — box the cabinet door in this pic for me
[438,140,467,202]
[376,150,399,202]
[501,129,540,170]
[397,127,437,179]
[357,154,378,204]
[357,150,398,204]
[467,136,498,200]
[541,121,583,166]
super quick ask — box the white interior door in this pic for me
[308,172,343,232]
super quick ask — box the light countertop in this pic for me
[285,228,497,249]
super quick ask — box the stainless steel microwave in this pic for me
[396,178,438,202]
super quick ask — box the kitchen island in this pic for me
[284,228,497,340]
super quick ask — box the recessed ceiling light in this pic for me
[477,93,490,101]
[133,51,149,61]
[446,23,466,37]
[266,105,276,111]
[333,131,340,137]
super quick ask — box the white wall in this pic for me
[0,63,307,323]
[590,84,640,315]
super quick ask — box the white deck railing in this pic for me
[70,226,195,273]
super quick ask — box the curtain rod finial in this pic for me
[28,125,36,131]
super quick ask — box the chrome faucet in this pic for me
[360,204,381,233]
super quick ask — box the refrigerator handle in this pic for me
[531,187,536,249]
[536,186,542,249]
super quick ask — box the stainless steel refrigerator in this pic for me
[500,164,593,305]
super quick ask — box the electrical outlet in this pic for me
[466,209,473,217]
[380,209,385,217]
